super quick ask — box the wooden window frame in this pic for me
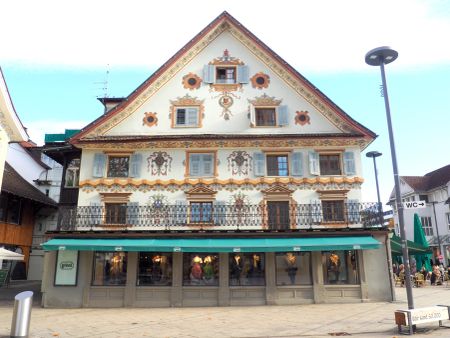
[316,190,349,225]
[64,158,80,188]
[215,66,237,84]
[185,150,218,178]
[255,107,277,127]
[105,152,133,178]
[173,106,201,128]
[185,187,217,225]
[266,153,289,177]
[317,151,343,176]
[261,185,295,230]
[99,193,132,226]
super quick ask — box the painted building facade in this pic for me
[42,12,392,307]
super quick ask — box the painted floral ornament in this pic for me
[143,112,158,127]
[182,73,202,90]
[250,72,270,89]
[295,110,310,126]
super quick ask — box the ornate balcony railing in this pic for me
[56,202,385,231]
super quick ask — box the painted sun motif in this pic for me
[182,73,202,90]
[295,110,311,126]
[250,72,270,89]
[143,112,158,127]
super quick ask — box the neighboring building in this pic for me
[42,12,391,308]
[0,67,29,189]
[0,162,57,279]
[388,164,450,266]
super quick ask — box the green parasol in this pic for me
[413,213,432,272]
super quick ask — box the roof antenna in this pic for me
[95,64,110,113]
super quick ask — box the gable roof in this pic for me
[2,162,57,207]
[71,11,375,145]
[0,67,29,142]
[401,164,450,193]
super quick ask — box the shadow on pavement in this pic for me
[0,280,42,307]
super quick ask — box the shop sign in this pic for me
[54,250,78,286]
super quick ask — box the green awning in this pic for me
[390,234,432,257]
[42,236,380,252]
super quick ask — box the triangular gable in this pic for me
[72,11,375,143]
[261,185,294,195]
[186,186,217,196]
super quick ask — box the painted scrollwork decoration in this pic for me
[295,110,311,126]
[147,151,173,176]
[227,150,252,175]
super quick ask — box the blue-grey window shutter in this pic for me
[277,105,288,126]
[308,151,320,175]
[253,152,265,176]
[202,154,213,176]
[187,108,199,126]
[250,107,256,126]
[126,202,139,225]
[175,200,187,224]
[346,199,360,223]
[92,153,106,178]
[291,152,303,176]
[203,65,214,84]
[189,154,201,176]
[213,201,227,225]
[310,199,323,224]
[237,65,249,84]
[129,154,142,178]
[89,202,102,225]
[343,151,356,175]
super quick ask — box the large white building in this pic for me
[389,164,450,266]
[42,12,392,307]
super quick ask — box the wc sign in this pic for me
[403,200,426,209]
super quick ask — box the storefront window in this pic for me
[276,252,312,285]
[229,253,265,286]
[322,250,359,285]
[183,253,219,286]
[137,252,172,286]
[92,252,127,286]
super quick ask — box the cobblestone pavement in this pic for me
[0,282,449,337]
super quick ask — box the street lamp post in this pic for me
[366,151,383,226]
[365,47,414,310]
[366,150,396,301]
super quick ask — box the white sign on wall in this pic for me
[403,201,426,209]
[54,250,78,286]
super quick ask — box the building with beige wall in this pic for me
[42,12,392,307]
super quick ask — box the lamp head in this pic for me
[366,151,382,158]
[365,46,398,66]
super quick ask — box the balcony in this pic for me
[56,202,384,232]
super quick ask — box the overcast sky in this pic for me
[3,0,450,71]
[1,0,449,204]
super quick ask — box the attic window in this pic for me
[216,67,236,84]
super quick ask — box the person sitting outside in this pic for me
[398,264,406,287]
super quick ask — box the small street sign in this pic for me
[403,200,426,209]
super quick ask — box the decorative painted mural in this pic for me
[147,151,173,175]
[227,150,252,175]
[147,193,169,207]
[250,72,270,89]
[182,73,202,90]
[142,112,158,127]
[295,111,311,126]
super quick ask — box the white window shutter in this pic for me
[189,154,201,176]
[277,105,289,126]
[175,200,188,224]
[202,154,213,176]
[92,153,106,178]
[253,152,265,176]
[343,151,356,175]
[203,65,214,84]
[187,108,198,126]
[237,65,249,83]
[291,152,303,176]
[308,151,320,175]
[129,154,142,178]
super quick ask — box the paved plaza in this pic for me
[0,281,449,337]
